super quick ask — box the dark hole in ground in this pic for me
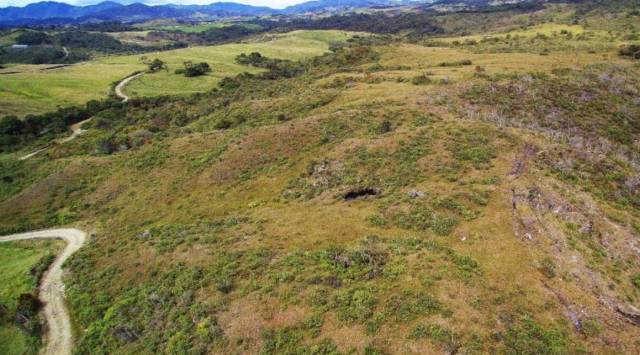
[343,188,380,201]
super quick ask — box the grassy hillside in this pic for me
[0,240,63,355]
[0,30,351,117]
[119,30,352,98]
[0,2,640,354]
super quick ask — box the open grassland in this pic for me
[2,25,640,353]
[0,240,63,355]
[0,30,22,46]
[428,23,629,54]
[0,63,136,117]
[0,30,351,117]
[105,31,170,47]
[120,30,352,98]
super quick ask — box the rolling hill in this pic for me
[1,1,640,354]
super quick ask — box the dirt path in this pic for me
[18,117,92,161]
[0,228,86,355]
[60,118,91,143]
[115,72,143,102]
[18,147,49,161]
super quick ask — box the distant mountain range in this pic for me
[0,0,534,26]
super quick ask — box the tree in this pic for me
[0,116,24,135]
[15,31,52,45]
[619,44,640,59]
[175,61,211,77]
[148,58,167,73]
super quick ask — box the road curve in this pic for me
[115,72,143,102]
[18,117,92,161]
[0,228,87,355]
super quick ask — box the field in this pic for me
[0,30,352,117]
[0,240,63,355]
[119,30,352,98]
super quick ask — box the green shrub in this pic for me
[175,61,211,77]
[632,273,640,290]
[619,44,640,59]
[411,74,432,85]
[385,290,441,322]
[261,328,300,354]
[502,316,569,354]
[304,313,324,337]
[449,253,482,279]
[438,59,472,67]
[377,119,393,134]
[364,346,387,355]
[540,257,557,279]
[147,58,167,72]
[409,323,459,352]
[334,287,377,323]
[431,215,459,236]
[455,146,496,167]
[580,317,602,337]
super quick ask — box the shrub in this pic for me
[29,254,55,282]
[632,273,640,290]
[308,287,330,308]
[540,257,557,279]
[15,31,52,45]
[411,74,431,85]
[438,59,472,67]
[94,134,130,155]
[377,119,393,134]
[580,317,602,337]
[503,316,569,354]
[619,44,640,59]
[213,118,234,130]
[431,215,459,236]
[15,293,43,334]
[385,290,441,322]
[261,327,304,355]
[449,253,482,278]
[335,287,377,322]
[147,58,167,72]
[364,346,386,355]
[0,116,24,135]
[175,61,211,77]
[455,146,496,167]
[409,323,460,352]
[235,51,292,71]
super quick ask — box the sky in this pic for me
[0,0,309,9]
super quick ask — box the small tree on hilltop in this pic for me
[148,58,167,73]
[175,61,211,77]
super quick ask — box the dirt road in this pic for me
[115,72,143,102]
[0,228,87,355]
[18,117,92,160]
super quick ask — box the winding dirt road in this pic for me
[17,71,142,161]
[0,228,87,355]
[18,117,92,161]
[115,72,143,102]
